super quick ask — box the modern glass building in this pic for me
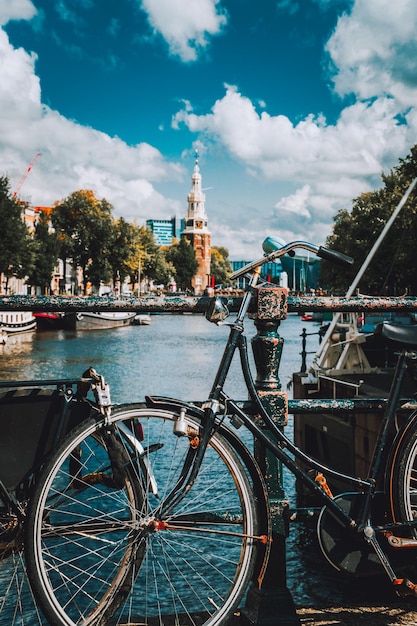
[146,217,181,246]
[230,260,284,290]
[230,255,320,292]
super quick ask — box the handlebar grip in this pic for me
[317,246,354,267]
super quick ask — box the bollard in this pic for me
[240,287,300,626]
[300,327,307,373]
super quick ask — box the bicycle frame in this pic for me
[156,259,416,538]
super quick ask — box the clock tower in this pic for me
[181,154,211,294]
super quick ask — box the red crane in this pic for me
[12,152,41,198]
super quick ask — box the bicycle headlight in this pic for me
[205,297,230,325]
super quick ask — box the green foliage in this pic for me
[28,210,59,293]
[134,226,174,288]
[108,218,141,285]
[52,190,114,293]
[165,238,199,291]
[210,246,232,286]
[321,145,417,295]
[0,176,35,293]
[1,179,185,294]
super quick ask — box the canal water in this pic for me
[0,312,303,403]
[0,313,397,623]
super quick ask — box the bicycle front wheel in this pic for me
[25,404,259,626]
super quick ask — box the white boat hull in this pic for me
[133,314,151,325]
[0,311,37,334]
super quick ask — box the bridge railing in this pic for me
[2,292,417,313]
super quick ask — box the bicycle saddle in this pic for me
[374,321,417,347]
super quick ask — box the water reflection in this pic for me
[0,330,37,360]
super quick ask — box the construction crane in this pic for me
[12,152,41,198]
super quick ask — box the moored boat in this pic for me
[0,311,37,334]
[33,312,66,330]
[293,311,417,496]
[132,313,151,325]
[62,311,136,330]
[358,312,417,368]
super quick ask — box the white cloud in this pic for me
[0,0,36,26]
[140,0,227,62]
[1,0,417,262]
[274,186,312,218]
[0,22,184,222]
[326,0,417,107]
[172,0,417,253]
[173,84,413,185]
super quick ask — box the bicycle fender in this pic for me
[145,395,204,420]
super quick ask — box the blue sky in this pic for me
[1,0,417,259]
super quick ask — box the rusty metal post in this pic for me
[240,287,300,626]
[300,327,307,373]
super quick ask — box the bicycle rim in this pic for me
[389,413,417,532]
[25,406,259,625]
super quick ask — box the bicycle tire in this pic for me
[388,410,417,532]
[25,404,260,626]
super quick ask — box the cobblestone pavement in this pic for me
[297,604,417,625]
[226,604,417,626]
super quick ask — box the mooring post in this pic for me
[240,286,300,626]
[300,327,307,373]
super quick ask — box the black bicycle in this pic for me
[18,239,417,625]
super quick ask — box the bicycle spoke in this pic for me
[25,408,260,625]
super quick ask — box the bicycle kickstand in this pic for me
[364,525,417,597]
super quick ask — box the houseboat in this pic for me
[62,311,136,330]
[0,311,37,334]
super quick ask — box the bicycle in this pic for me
[21,238,417,626]
[0,369,136,624]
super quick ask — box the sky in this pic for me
[1,0,417,260]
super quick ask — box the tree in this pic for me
[133,226,174,290]
[210,246,232,287]
[107,218,141,287]
[320,145,417,295]
[0,176,35,293]
[28,209,59,294]
[52,190,114,294]
[165,238,199,292]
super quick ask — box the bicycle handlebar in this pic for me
[316,246,354,267]
[229,238,354,280]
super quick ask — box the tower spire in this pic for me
[181,153,211,294]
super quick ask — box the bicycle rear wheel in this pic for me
[25,404,259,625]
[388,410,417,532]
